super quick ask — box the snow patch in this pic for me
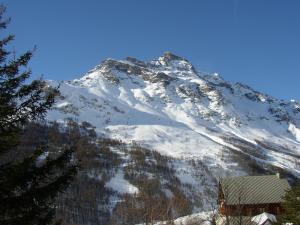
[155,211,212,225]
[56,101,71,107]
[105,170,139,194]
[288,123,300,142]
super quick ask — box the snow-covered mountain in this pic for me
[48,52,300,178]
[47,52,300,223]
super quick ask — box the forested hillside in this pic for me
[9,118,298,225]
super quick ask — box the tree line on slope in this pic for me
[50,123,193,225]
[14,117,194,225]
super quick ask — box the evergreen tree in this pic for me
[278,182,300,225]
[0,6,77,225]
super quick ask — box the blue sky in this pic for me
[3,0,300,100]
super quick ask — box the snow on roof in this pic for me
[251,212,277,225]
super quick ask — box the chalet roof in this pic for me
[219,175,290,205]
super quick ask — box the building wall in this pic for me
[220,202,282,216]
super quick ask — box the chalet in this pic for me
[218,174,290,217]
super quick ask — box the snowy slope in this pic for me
[47,52,300,180]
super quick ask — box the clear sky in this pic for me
[3,0,300,100]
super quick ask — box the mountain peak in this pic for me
[161,52,187,62]
[150,52,198,75]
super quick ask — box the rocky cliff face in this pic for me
[47,53,300,213]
